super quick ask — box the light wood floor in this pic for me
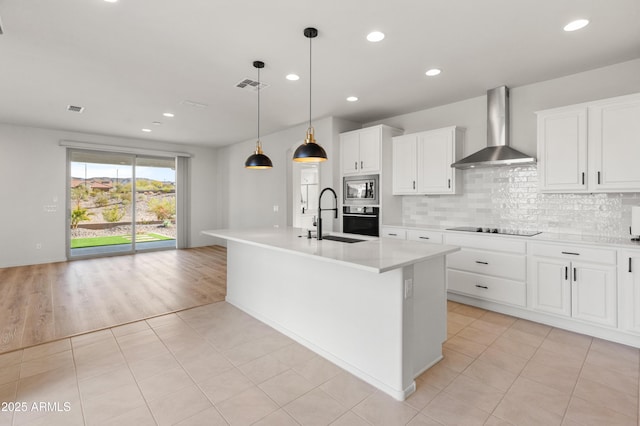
[0,246,227,355]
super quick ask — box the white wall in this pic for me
[214,116,360,243]
[366,58,640,158]
[0,123,220,268]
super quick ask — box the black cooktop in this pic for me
[447,226,541,237]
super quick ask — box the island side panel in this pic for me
[225,240,411,399]
[412,256,447,377]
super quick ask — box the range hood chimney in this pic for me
[451,86,536,169]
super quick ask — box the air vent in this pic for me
[235,78,268,91]
[67,105,84,113]
[180,100,208,109]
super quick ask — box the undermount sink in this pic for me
[321,235,365,243]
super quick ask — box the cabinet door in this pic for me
[358,127,381,173]
[416,128,454,194]
[572,261,617,327]
[392,135,417,194]
[341,132,361,175]
[529,256,571,317]
[537,108,587,192]
[589,97,640,191]
[620,252,640,333]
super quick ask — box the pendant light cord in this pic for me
[257,65,260,144]
[308,33,312,130]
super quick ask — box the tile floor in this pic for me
[0,300,639,426]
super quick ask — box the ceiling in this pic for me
[0,0,638,148]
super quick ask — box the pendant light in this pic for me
[293,27,327,163]
[245,60,273,169]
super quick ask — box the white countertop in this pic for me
[382,223,640,249]
[202,227,459,273]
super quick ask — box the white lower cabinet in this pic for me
[445,233,527,307]
[619,250,640,334]
[528,243,617,327]
[380,227,406,239]
[406,229,443,244]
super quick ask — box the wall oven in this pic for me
[343,206,379,237]
[343,174,379,205]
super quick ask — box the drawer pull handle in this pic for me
[419,236,430,240]
[448,179,451,189]
[630,257,633,273]
[388,233,397,236]
[573,267,577,282]
[475,284,488,289]
[565,266,568,280]
[475,261,489,265]
[561,251,580,256]
[598,171,601,184]
[582,172,585,185]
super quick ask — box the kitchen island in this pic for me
[202,227,459,400]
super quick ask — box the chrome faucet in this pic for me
[317,187,338,240]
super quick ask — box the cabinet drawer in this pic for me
[445,233,526,254]
[447,269,526,307]
[407,230,443,244]
[380,227,406,239]
[528,242,616,265]
[448,248,525,281]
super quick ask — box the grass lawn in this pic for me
[71,233,175,249]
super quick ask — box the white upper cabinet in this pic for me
[537,92,640,193]
[341,127,381,175]
[537,107,587,192]
[392,126,464,195]
[589,96,640,191]
[391,134,418,194]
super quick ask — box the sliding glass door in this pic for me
[68,150,177,258]
[134,156,177,252]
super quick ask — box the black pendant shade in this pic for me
[245,60,273,169]
[245,142,273,169]
[293,27,327,163]
[293,127,327,162]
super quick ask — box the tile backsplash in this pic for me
[402,165,640,238]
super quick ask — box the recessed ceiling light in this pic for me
[141,128,151,133]
[346,96,358,102]
[564,19,589,32]
[366,31,385,42]
[286,74,300,81]
[425,68,441,77]
[104,0,118,3]
[162,112,174,118]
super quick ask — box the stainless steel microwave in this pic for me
[343,174,379,205]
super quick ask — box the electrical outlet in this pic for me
[404,278,413,299]
[273,205,279,212]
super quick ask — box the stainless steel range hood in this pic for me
[451,86,536,169]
